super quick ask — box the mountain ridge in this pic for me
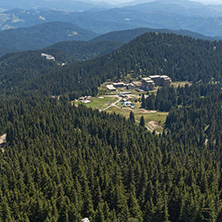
[1,31,222,98]
[0,21,98,56]
[0,21,218,57]
[2,1,222,36]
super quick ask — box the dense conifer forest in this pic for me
[1,32,222,97]
[1,96,222,221]
[1,32,222,221]
[46,40,124,61]
[0,49,76,96]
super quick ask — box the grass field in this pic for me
[106,106,168,133]
[82,96,118,110]
[74,80,190,133]
[75,93,168,133]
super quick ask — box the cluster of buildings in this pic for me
[106,82,136,91]
[106,75,172,91]
[141,75,172,90]
[118,92,135,109]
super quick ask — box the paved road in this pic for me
[100,96,121,111]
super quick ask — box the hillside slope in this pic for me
[1,95,222,221]
[47,40,124,60]
[0,21,98,56]
[91,27,214,43]
[0,48,76,95]
[0,32,221,98]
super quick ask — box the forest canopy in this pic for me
[1,32,222,98]
[1,32,222,221]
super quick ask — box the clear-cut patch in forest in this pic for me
[147,120,163,133]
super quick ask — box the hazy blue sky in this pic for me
[187,0,222,3]
[102,0,222,5]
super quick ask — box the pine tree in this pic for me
[141,94,145,108]
[95,202,105,222]
[130,111,135,124]
[140,116,145,127]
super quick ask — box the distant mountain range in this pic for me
[91,27,215,43]
[0,20,218,57]
[0,20,217,57]
[1,0,222,37]
[0,0,113,11]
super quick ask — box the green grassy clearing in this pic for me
[138,111,168,126]
[106,106,131,117]
[83,96,118,110]
[75,80,189,132]
[106,106,168,133]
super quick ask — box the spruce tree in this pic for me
[139,116,145,127]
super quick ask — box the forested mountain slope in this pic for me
[91,27,214,43]
[0,97,222,221]
[47,40,124,60]
[0,21,98,56]
[1,16,222,222]
[0,23,213,57]
[0,48,76,96]
[2,32,221,98]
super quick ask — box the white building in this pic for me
[106,85,116,91]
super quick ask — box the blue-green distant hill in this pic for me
[90,28,214,43]
[2,1,222,37]
[0,21,98,55]
[0,22,215,57]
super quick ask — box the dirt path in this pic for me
[101,96,121,111]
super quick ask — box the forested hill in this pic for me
[90,28,214,43]
[0,23,214,57]
[0,21,98,56]
[1,96,222,221]
[1,32,222,98]
[46,40,124,61]
[2,27,222,222]
[0,48,76,96]
[2,32,222,97]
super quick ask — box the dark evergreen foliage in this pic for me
[141,84,214,112]
[1,32,222,222]
[47,40,124,61]
[2,32,222,98]
[0,96,222,221]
